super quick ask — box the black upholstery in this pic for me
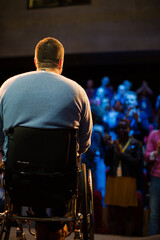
[5,127,78,208]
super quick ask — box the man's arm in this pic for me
[0,115,4,164]
[78,92,93,155]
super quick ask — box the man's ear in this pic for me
[34,58,38,68]
[58,58,63,70]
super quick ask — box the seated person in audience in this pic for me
[96,76,114,101]
[102,98,124,141]
[123,80,132,94]
[101,97,112,131]
[93,87,106,106]
[111,84,126,108]
[136,81,153,123]
[153,106,160,129]
[114,100,125,120]
[155,89,160,111]
[101,97,111,112]
[82,104,107,206]
[85,79,96,104]
[104,119,144,236]
[125,91,150,143]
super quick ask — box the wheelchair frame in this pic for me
[0,127,94,240]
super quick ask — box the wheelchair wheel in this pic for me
[87,169,94,240]
[0,220,11,240]
[81,164,94,240]
[81,164,88,240]
[0,192,11,240]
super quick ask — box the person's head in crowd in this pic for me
[116,119,131,142]
[114,100,124,113]
[96,87,105,98]
[85,79,95,103]
[125,91,138,109]
[123,80,132,92]
[117,84,126,96]
[34,37,64,74]
[86,79,94,89]
[101,97,110,111]
[101,76,110,87]
[94,87,106,106]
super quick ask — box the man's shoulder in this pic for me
[60,74,84,89]
[59,75,87,99]
[1,71,36,87]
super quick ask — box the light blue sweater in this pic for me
[0,71,92,159]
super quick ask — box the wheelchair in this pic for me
[0,127,94,240]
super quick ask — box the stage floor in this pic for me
[8,228,160,240]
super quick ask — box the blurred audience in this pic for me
[123,80,132,94]
[111,84,126,108]
[104,119,144,236]
[136,81,153,123]
[96,76,114,101]
[83,76,160,236]
[85,79,96,104]
[81,104,107,206]
[102,99,125,141]
[125,91,150,143]
[155,90,160,112]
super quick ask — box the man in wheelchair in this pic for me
[0,37,93,240]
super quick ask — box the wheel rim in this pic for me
[81,164,88,240]
[88,169,94,240]
[81,164,94,240]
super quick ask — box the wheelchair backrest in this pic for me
[5,127,78,208]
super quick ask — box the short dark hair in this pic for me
[118,118,131,129]
[35,37,64,69]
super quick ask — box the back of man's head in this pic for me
[35,37,64,69]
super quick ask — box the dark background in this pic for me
[1,50,159,104]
